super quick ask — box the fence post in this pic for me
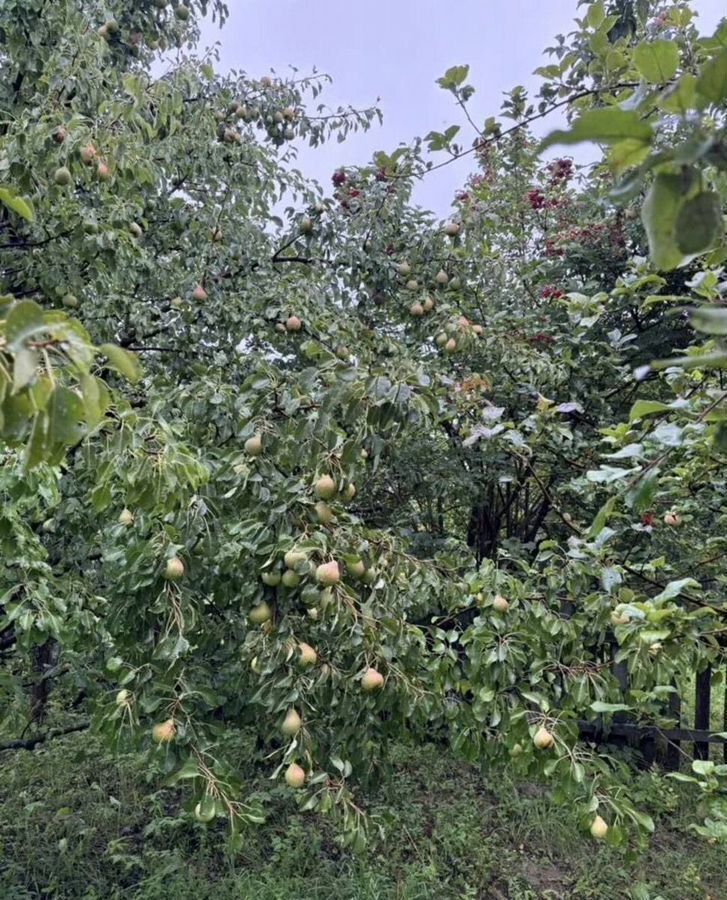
[665,689,681,771]
[694,666,712,761]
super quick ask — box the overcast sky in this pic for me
[200,1,726,215]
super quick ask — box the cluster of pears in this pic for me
[434,316,483,355]
[53,141,118,190]
[215,84,298,147]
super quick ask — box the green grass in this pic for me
[0,733,724,900]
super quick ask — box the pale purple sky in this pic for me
[201,1,725,214]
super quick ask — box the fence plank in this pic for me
[694,666,712,761]
[578,721,725,744]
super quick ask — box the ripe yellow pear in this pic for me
[423,296,435,312]
[286,315,302,332]
[281,708,302,736]
[314,501,334,524]
[444,338,457,354]
[315,561,340,586]
[285,762,305,788]
[164,556,184,581]
[361,667,384,692]
[298,642,317,667]
[343,483,356,502]
[118,508,134,526]
[406,279,419,291]
[397,261,411,276]
[410,302,424,317]
[192,284,207,302]
[492,594,509,613]
[314,475,336,499]
[444,221,461,236]
[244,433,263,456]
[533,726,554,750]
[435,269,449,285]
[249,602,272,625]
[590,815,608,840]
[152,719,176,743]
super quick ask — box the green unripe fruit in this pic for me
[194,799,216,823]
[281,569,300,588]
[361,667,384,692]
[118,508,134,526]
[281,708,302,736]
[298,642,317,667]
[249,602,272,625]
[590,815,608,840]
[284,549,307,568]
[244,433,263,456]
[533,726,554,750]
[164,556,184,580]
[314,501,334,524]
[175,4,190,20]
[285,762,305,788]
[54,166,72,186]
[314,475,336,500]
[261,571,281,587]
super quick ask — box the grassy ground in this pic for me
[0,733,724,900]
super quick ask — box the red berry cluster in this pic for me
[547,158,574,184]
[527,189,547,210]
[529,333,555,346]
[540,285,563,300]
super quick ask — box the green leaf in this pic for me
[0,186,34,221]
[696,49,727,104]
[540,109,652,151]
[641,173,690,270]
[690,306,727,336]
[5,300,45,350]
[675,192,723,255]
[601,567,623,593]
[24,412,49,469]
[590,701,631,713]
[12,348,38,393]
[628,400,671,420]
[80,374,109,427]
[633,40,679,84]
[48,385,85,446]
[652,577,700,603]
[586,1,606,29]
[437,65,470,90]
[99,344,142,384]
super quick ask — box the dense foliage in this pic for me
[1,0,726,851]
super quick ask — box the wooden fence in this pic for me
[580,662,727,770]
